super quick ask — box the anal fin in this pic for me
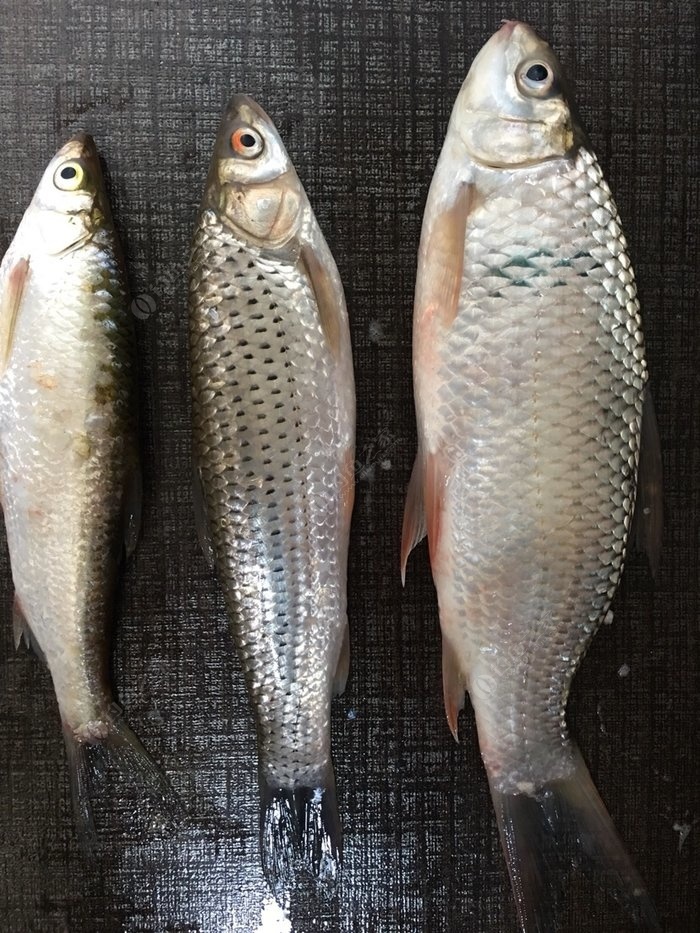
[442,637,465,743]
[12,593,46,665]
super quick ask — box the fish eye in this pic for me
[526,64,549,82]
[230,126,264,159]
[54,160,85,191]
[518,61,555,96]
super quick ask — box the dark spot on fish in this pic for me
[95,383,116,405]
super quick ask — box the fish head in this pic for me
[451,21,581,168]
[28,134,111,254]
[206,95,305,249]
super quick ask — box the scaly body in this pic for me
[189,96,354,891]
[425,147,644,789]
[0,220,135,733]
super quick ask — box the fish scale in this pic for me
[404,22,661,930]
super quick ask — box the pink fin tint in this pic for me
[400,454,426,584]
[0,257,29,375]
[442,637,465,742]
[416,182,477,332]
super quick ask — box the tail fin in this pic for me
[63,706,183,852]
[260,763,342,897]
[488,745,660,931]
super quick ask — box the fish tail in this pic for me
[62,705,183,851]
[259,763,342,897]
[488,744,660,932]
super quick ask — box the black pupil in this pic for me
[60,165,77,179]
[240,133,257,148]
[526,64,549,82]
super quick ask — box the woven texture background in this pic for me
[0,1,698,931]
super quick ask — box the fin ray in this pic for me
[416,182,477,330]
[300,241,343,359]
[401,453,427,584]
[260,763,341,897]
[63,708,183,851]
[442,637,465,742]
[0,257,29,376]
[487,744,660,931]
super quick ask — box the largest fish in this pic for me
[0,135,177,845]
[402,22,662,931]
[189,95,355,893]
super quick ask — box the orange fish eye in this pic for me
[230,127,264,159]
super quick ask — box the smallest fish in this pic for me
[0,135,180,847]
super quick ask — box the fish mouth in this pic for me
[496,20,543,44]
[498,19,520,37]
[225,93,271,125]
[57,133,99,164]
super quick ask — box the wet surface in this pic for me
[0,1,698,930]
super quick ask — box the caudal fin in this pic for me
[488,745,660,932]
[63,706,183,851]
[260,764,342,897]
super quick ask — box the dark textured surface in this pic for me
[0,1,698,931]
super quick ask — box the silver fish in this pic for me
[189,95,355,892]
[402,22,661,931]
[0,136,177,844]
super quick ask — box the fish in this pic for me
[0,135,178,846]
[402,21,662,931]
[189,95,355,894]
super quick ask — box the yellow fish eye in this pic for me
[53,160,85,191]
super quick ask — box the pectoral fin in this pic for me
[300,241,343,360]
[633,388,663,578]
[416,182,477,331]
[0,257,29,376]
